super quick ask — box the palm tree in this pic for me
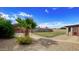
[16,17,37,36]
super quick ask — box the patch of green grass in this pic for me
[34,29,66,37]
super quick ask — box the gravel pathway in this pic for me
[0,33,79,51]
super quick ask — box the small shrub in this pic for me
[16,36,32,45]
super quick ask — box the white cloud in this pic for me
[0,12,18,24]
[10,17,16,20]
[19,12,32,17]
[52,8,57,10]
[0,12,33,24]
[13,14,18,19]
[9,14,18,24]
[68,7,74,9]
[11,20,17,24]
[38,21,73,28]
[0,12,33,20]
[38,21,79,28]
[0,12,10,19]
[45,9,49,13]
[38,22,64,28]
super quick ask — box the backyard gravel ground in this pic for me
[0,36,79,51]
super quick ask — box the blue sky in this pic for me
[0,7,79,28]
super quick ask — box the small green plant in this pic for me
[16,36,32,45]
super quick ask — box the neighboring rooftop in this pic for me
[65,24,79,27]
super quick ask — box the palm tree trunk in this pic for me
[25,29,29,36]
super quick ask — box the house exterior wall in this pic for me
[77,27,79,36]
[66,27,69,35]
[67,26,79,36]
[70,27,73,36]
[14,27,25,33]
[66,27,73,36]
[15,29,25,33]
[72,26,79,36]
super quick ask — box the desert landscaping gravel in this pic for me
[0,37,79,51]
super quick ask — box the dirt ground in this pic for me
[0,34,79,51]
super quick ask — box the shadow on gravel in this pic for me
[37,38,58,47]
[0,36,15,40]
